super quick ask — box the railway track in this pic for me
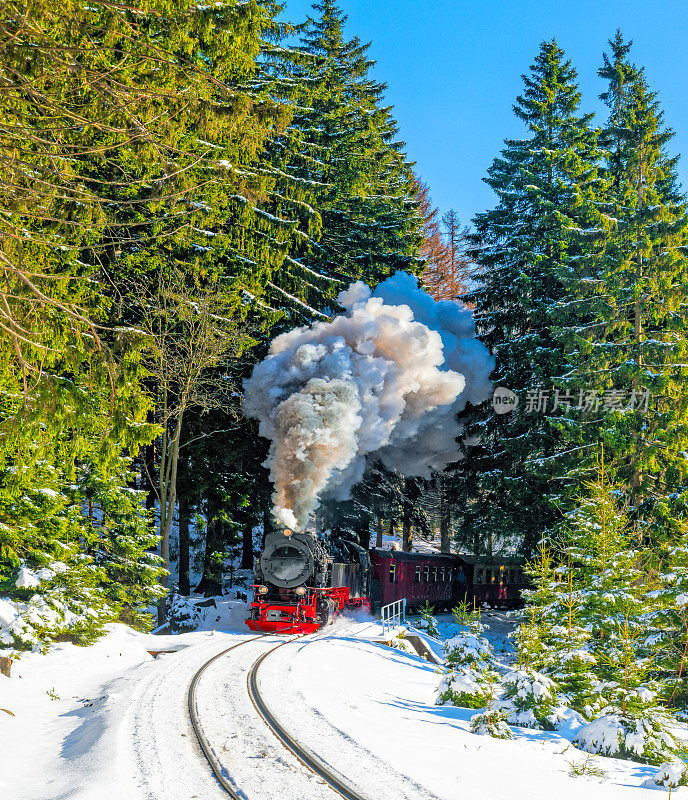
[188,633,368,800]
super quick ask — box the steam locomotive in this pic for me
[245,529,527,633]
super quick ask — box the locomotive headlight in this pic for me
[294,586,306,596]
[258,585,268,594]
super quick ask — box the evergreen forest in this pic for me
[1,1,687,732]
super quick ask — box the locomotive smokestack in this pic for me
[243,271,494,531]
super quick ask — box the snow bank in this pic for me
[1,598,253,799]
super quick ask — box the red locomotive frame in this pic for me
[246,585,369,633]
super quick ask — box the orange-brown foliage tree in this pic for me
[415,179,474,302]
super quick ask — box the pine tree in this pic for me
[259,0,423,324]
[551,458,680,762]
[651,535,688,710]
[456,40,606,556]
[542,564,599,717]
[557,32,688,544]
[506,539,594,728]
[168,0,428,577]
[513,456,684,760]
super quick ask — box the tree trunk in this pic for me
[387,517,395,543]
[402,482,413,552]
[356,511,371,549]
[241,522,254,569]
[178,495,191,595]
[196,513,223,597]
[439,474,451,553]
[440,506,451,554]
[262,492,272,546]
[144,441,156,515]
[631,151,645,503]
[375,517,383,548]
[157,408,185,623]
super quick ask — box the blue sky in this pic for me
[281,0,688,226]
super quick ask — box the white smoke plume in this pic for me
[242,271,494,531]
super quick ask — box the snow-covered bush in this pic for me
[572,709,681,765]
[165,592,202,633]
[502,668,560,729]
[0,590,111,652]
[0,556,112,652]
[0,453,163,653]
[436,603,499,709]
[443,629,493,670]
[469,709,514,739]
[416,602,439,638]
[643,761,688,790]
[437,668,493,710]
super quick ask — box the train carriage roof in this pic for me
[369,549,468,565]
[457,554,526,566]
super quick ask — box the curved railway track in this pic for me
[188,633,368,800]
[187,635,268,798]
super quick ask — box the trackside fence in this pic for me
[381,598,406,634]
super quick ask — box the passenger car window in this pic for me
[389,563,396,583]
[415,565,422,583]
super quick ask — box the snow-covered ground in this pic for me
[1,601,685,799]
[0,601,250,800]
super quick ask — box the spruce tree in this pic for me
[259,0,423,323]
[517,456,682,761]
[170,0,427,577]
[651,535,688,710]
[558,32,688,544]
[456,40,605,556]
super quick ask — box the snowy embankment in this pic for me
[1,604,685,799]
[257,612,686,800]
[0,601,250,800]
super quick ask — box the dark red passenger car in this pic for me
[369,549,471,612]
[368,550,526,612]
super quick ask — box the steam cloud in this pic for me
[243,272,494,531]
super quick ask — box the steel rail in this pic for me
[187,634,270,798]
[247,639,370,800]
